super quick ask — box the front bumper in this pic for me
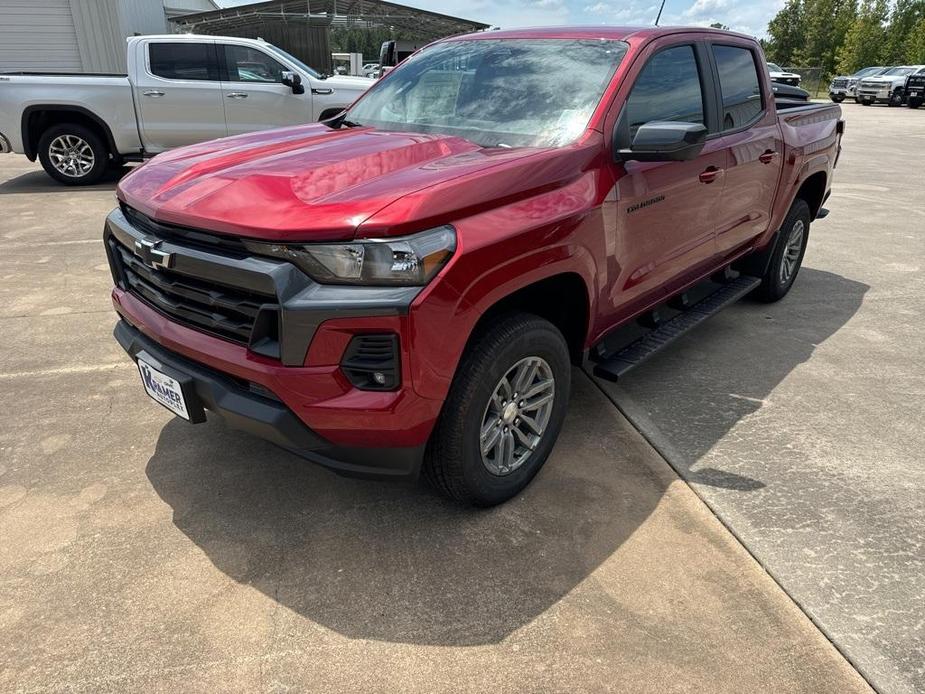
[857,88,891,102]
[115,318,426,479]
[105,206,446,479]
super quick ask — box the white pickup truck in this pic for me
[0,34,373,185]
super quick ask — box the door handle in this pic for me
[142,90,164,98]
[759,150,777,164]
[699,166,723,184]
[226,92,248,99]
[311,87,334,95]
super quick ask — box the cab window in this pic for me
[224,45,286,83]
[625,45,705,135]
[149,43,220,81]
[712,44,763,130]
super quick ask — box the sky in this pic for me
[220,1,785,39]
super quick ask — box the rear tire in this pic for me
[754,199,811,303]
[37,123,108,186]
[423,313,571,507]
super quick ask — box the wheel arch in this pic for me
[795,170,828,220]
[462,272,591,366]
[21,105,116,162]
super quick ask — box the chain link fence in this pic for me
[783,66,827,99]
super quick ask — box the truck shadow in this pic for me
[598,267,869,489]
[145,373,665,647]
[0,167,129,194]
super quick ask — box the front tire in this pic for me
[909,97,922,109]
[830,94,845,103]
[423,313,571,506]
[38,123,108,185]
[888,89,904,107]
[754,199,811,303]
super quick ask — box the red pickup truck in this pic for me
[106,26,843,506]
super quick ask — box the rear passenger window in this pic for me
[712,45,763,130]
[626,45,704,134]
[149,43,219,81]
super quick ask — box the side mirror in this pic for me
[616,121,707,163]
[281,71,304,95]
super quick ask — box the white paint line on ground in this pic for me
[0,238,102,248]
[0,363,127,380]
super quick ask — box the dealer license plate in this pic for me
[138,358,190,420]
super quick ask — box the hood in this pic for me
[320,74,375,89]
[864,75,905,84]
[117,124,592,242]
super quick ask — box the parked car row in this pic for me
[829,65,925,108]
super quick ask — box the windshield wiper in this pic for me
[324,112,363,129]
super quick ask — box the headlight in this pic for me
[243,225,456,286]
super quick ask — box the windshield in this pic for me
[853,66,884,77]
[884,67,915,76]
[263,44,322,79]
[767,63,783,72]
[346,38,628,148]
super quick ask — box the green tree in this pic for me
[836,0,890,73]
[766,0,805,65]
[907,17,925,61]
[883,0,925,63]
[795,0,857,76]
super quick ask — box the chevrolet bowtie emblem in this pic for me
[134,238,174,270]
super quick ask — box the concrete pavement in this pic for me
[595,103,925,693]
[0,154,870,691]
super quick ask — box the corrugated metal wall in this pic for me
[197,21,333,74]
[0,0,169,73]
[0,0,83,72]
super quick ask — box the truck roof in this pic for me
[449,25,756,42]
[125,34,268,43]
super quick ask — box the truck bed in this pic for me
[0,72,128,78]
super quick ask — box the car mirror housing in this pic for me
[281,71,305,95]
[615,121,708,163]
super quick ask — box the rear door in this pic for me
[605,40,726,312]
[133,40,227,152]
[220,43,313,135]
[707,41,784,255]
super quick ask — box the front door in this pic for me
[709,42,784,255]
[605,42,725,314]
[133,40,227,153]
[220,44,313,136]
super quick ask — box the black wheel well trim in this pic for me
[21,104,119,162]
[464,272,591,365]
[794,170,827,220]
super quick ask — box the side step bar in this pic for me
[593,275,761,382]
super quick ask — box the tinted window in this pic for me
[225,45,286,82]
[626,45,704,133]
[149,43,218,81]
[713,45,763,130]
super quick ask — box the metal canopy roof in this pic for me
[172,0,490,40]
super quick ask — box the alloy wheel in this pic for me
[48,134,95,178]
[779,219,805,285]
[479,356,556,476]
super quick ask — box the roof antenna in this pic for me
[654,0,666,25]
